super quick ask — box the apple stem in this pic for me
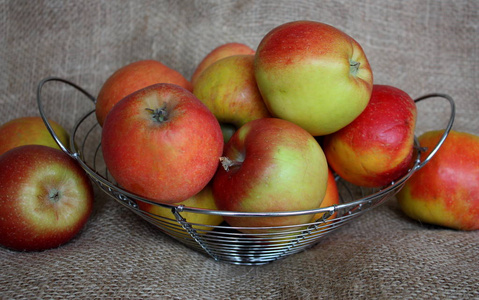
[146,104,168,123]
[350,60,360,76]
[219,156,242,172]
[49,188,60,203]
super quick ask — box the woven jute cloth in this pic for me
[1,1,478,299]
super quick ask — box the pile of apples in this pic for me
[0,20,478,252]
[96,20,479,232]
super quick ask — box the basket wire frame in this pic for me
[37,77,455,265]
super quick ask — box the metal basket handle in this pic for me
[413,93,455,171]
[36,77,96,158]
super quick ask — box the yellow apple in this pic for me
[137,184,223,232]
[0,116,70,156]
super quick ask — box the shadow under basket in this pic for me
[37,77,455,266]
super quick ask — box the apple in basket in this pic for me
[271,168,341,246]
[191,42,255,88]
[101,83,224,204]
[312,168,340,223]
[95,59,192,126]
[254,20,373,136]
[323,85,417,187]
[0,116,70,156]
[0,145,94,251]
[137,184,224,232]
[212,118,329,232]
[193,54,271,142]
[397,130,479,231]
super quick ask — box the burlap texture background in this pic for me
[1,0,478,299]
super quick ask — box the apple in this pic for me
[397,130,479,231]
[96,59,193,126]
[0,145,94,251]
[0,116,70,156]
[193,54,271,131]
[312,168,340,222]
[323,85,417,187]
[191,42,255,87]
[212,118,329,232]
[101,83,223,204]
[137,184,223,232]
[254,20,373,136]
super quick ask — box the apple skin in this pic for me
[0,145,94,251]
[137,184,223,232]
[101,83,224,204]
[212,118,329,232]
[193,55,272,130]
[96,59,193,126]
[312,168,340,222]
[254,20,373,136]
[0,116,70,156]
[323,85,417,187]
[191,42,255,87]
[397,130,479,231]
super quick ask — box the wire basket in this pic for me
[37,77,455,265]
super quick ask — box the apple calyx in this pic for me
[219,156,242,172]
[49,188,61,203]
[146,104,168,123]
[349,60,360,76]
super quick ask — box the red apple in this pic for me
[212,118,329,232]
[0,116,70,156]
[193,54,272,130]
[397,130,479,231]
[254,20,373,136]
[0,145,94,251]
[96,59,193,126]
[191,42,255,87]
[101,83,223,204]
[137,184,223,232]
[323,85,417,187]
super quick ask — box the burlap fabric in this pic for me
[1,1,478,299]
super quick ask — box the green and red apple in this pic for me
[101,83,223,204]
[397,130,479,231]
[0,145,94,251]
[323,85,417,187]
[191,42,255,88]
[193,54,271,139]
[254,20,373,136]
[0,116,70,156]
[212,118,329,232]
[96,59,192,126]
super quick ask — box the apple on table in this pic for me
[0,116,70,156]
[212,118,329,233]
[96,59,192,126]
[0,145,94,251]
[323,84,417,187]
[101,83,224,204]
[254,20,373,136]
[397,129,479,231]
